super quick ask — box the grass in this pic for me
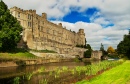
[0,48,57,61]
[76,60,130,84]
[0,48,41,61]
[0,52,38,60]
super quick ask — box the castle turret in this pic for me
[78,29,85,45]
[58,23,62,27]
[42,13,47,19]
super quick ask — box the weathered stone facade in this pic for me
[9,6,86,56]
[91,51,102,59]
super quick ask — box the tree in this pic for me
[0,0,22,51]
[100,43,107,56]
[107,46,115,54]
[84,44,92,58]
[117,30,130,59]
[100,43,104,51]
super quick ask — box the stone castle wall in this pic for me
[91,51,102,59]
[9,6,86,56]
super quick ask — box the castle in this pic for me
[9,6,86,56]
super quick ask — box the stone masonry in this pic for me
[91,51,102,59]
[9,6,86,57]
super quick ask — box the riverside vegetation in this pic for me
[77,60,130,84]
[12,60,124,84]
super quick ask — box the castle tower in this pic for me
[10,6,34,49]
[78,29,85,45]
[42,13,47,19]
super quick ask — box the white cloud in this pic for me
[91,17,111,26]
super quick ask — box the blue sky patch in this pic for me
[101,23,114,28]
[62,7,99,23]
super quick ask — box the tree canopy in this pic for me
[100,43,104,51]
[0,0,22,51]
[100,43,107,56]
[117,30,130,59]
[84,44,92,58]
[107,46,115,54]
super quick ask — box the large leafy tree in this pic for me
[117,30,130,59]
[0,0,22,51]
[107,46,115,54]
[84,44,92,58]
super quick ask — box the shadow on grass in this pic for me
[7,48,28,53]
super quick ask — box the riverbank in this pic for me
[0,60,123,84]
[0,50,74,67]
[76,60,130,84]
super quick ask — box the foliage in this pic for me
[0,1,22,52]
[100,43,108,56]
[77,60,130,84]
[100,43,104,51]
[84,44,92,58]
[107,46,115,54]
[24,73,33,80]
[76,44,84,48]
[107,53,119,59]
[117,30,130,59]
[13,77,20,84]
[14,60,124,84]
[15,60,26,66]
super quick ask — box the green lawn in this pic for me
[0,51,40,60]
[77,60,130,84]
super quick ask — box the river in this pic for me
[0,61,100,84]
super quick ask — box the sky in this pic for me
[4,0,130,50]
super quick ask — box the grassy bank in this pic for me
[77,60,130,84]
[0,49,40,61]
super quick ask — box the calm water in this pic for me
[0,61,100,84]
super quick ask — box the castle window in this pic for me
[18,12,20,18]
[40,26,43,31]
[28,22,30,27]
[28,14,31,20]
[30,22,31,27]
[28,14,29,19]
[28,22,31,27]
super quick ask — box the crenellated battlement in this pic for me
[10,6,37,15]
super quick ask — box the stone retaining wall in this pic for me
[0,52,79,67]
[30,51,76,59]
[0,58,73,67]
